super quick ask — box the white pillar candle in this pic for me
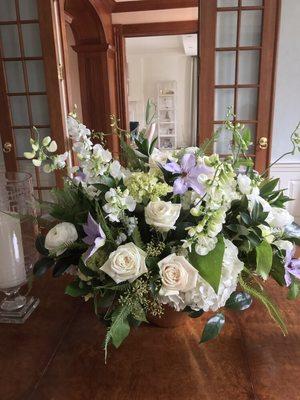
[0,212,26,290]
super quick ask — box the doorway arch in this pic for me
[64,0,119,155]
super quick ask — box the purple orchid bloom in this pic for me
[74,171,86,185]
[82,213,106,262]
[284,247,300,286]
[163,153,213,195]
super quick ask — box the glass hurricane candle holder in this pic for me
[0,171,39,323]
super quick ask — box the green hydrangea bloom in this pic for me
[125,171,172,203]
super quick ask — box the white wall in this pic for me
[127,51,194,147]
[271,0,300,163]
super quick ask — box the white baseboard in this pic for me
[270,163,300,224]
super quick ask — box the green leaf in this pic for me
[33,257,54,277]
[189,235,225,293]
[99,175,116,188]
[149,136,158,155]
[188,309,204,319]
[240,211,252,226]
[35,235,49,256]
[200,313,225,344]
[53,256,77,277]
[270,253,285,286]
[284,223,300,246]
[239,274,288,335]
[225,291,252,311]
[256,240,273,280]
[65,280,90,297]
[259,178,279,197]
[97,291,116,309]
[131,226,145,250]
[95,202,115,243]
[288,280,300,300]
[103,304,131,362]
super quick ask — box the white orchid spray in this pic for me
[26,105,300,362]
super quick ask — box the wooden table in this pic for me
[1,272,299,400]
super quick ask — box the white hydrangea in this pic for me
[195,235,218,256]
[123,215,138,236]
[103,188,136,222]
[186,239,244,312]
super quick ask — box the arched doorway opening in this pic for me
[64,0,118,155]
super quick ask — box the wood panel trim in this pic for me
[255,0,281,171]
[37,0,69,187]
[114,25,129,131]
[198,0,217,145]
[113,0,198,13]
[0,50,18,171]
[122,20,198,37]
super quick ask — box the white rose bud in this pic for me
[145,201,181,233]
[45,222,78,256]
[237,174,252,195]
[100,242,147,283]
[158,254,199,311]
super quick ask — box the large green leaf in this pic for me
[259,178,279,197]
[225,291,252,311]
[200,313,225,344]
[33,257,54,277]
[189,236,225,294]
[256,240,273,280]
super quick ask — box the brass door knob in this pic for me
[258,137,268,150]
[3,142,12,153]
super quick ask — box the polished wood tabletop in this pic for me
[1,270,299,400]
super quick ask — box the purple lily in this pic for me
[284,247,300,286]
[82,213,106,262]
[163,153,213,195]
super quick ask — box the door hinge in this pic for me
[58,63,65,81]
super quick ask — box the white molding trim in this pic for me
[270,163,300,224]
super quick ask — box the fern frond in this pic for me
[239,274,288,336]
[103,304,131,363]
[131,226,145,250]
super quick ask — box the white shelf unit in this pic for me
[157,81,177,150]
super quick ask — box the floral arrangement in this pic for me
[25,107,300,361]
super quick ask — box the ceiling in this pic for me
[126,34,197,56]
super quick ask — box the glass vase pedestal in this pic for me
[0,287,39,324]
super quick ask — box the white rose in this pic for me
[237,174,252,195]
[145,201,181,233]
[267,207,294,229]
[100,242,147,283]
[158,254,199,311]
[45,222,78,256]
